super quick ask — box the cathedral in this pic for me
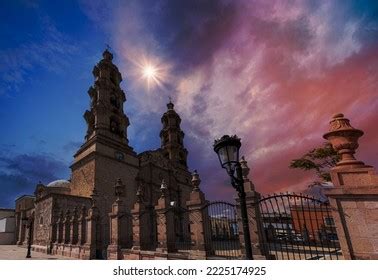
[14,49,198,259]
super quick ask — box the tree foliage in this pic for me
[290,142,340,182]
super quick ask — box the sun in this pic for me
[140,62,163,90]
[143,65,157,79]
[127,54,170,90]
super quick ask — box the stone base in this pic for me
[50,243,91,259]
[325,185,378,260]
[107,244,122,260]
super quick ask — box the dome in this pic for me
[46,179,70,188]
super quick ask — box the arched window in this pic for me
[110,116,120,134]
[110,94,119,108]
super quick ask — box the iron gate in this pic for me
[202,201,242,259]
[258,193,342,260]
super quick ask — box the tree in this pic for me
[289,142,340,183]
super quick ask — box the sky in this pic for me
[0,0,377,208]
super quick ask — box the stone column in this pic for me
[63,210,71,244]
[83,191,100,259]
[47,217,56,254]
[186,170,209,258]
[50,221,57,243]
[77,206,87,245]
[70,207,79,245]
[234,157,264,256]
[17,211,26,245]
[56,211,64,244]
[107,179,128,260]
[323,113,378,260]
[15,212,20,245]
[131,184,148,250]
[155,179,175,252]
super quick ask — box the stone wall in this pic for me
[70,156,96,197]
[33,197,53,246]
[31,194,92,255]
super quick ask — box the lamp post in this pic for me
[213,135,253,260]
[25,217,33,258]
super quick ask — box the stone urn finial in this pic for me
[240,156,250,179]
[191,170,201,192]
[136,183,143,203]
[160,179,167,198]
[114,178,125,200]
[323,113,364,167]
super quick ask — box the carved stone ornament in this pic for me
[191,170,201,191]
[323,113,364,166]
[114,178,125,199]
[240,156,250,179]
[139,150,170,169]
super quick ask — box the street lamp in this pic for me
[214,135,253,260]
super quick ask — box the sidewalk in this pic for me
[0,245,75,260]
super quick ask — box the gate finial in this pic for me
[240,156,250,179]
[323,113,365,167]
[191,170,201,191]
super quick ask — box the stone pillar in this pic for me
[15,212,21,245]
[155,179,175,252]
[50,222,57,243]
[107,179,129,260]
[323,113,378,260]
[83,191,100,259]
[70,207,79,245]
[63,210,71,244]
[77,206,87,245]
[234,157,264,256]
[48,218,56,254]
[17,211,26,245]
[131,184,148,250]
[56,211,64,244]
[186,170,209,258]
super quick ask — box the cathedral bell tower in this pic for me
[70,49,139,199]
[160,100,188,167]
[84,49,130,144]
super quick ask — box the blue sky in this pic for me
[0,0,120,206]
[1,0,378,208]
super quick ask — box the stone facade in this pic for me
[14,50,200,259]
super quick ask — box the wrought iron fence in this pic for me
[166,205,192,252]
[202,201,242,259]
[258,193,342,260]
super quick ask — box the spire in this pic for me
[167,96,174,110]
[102,48,113,61]
[159,99,188,167]
[83,49,130,145]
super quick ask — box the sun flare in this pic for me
[127,53,170,91]
[143,65,157,79]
